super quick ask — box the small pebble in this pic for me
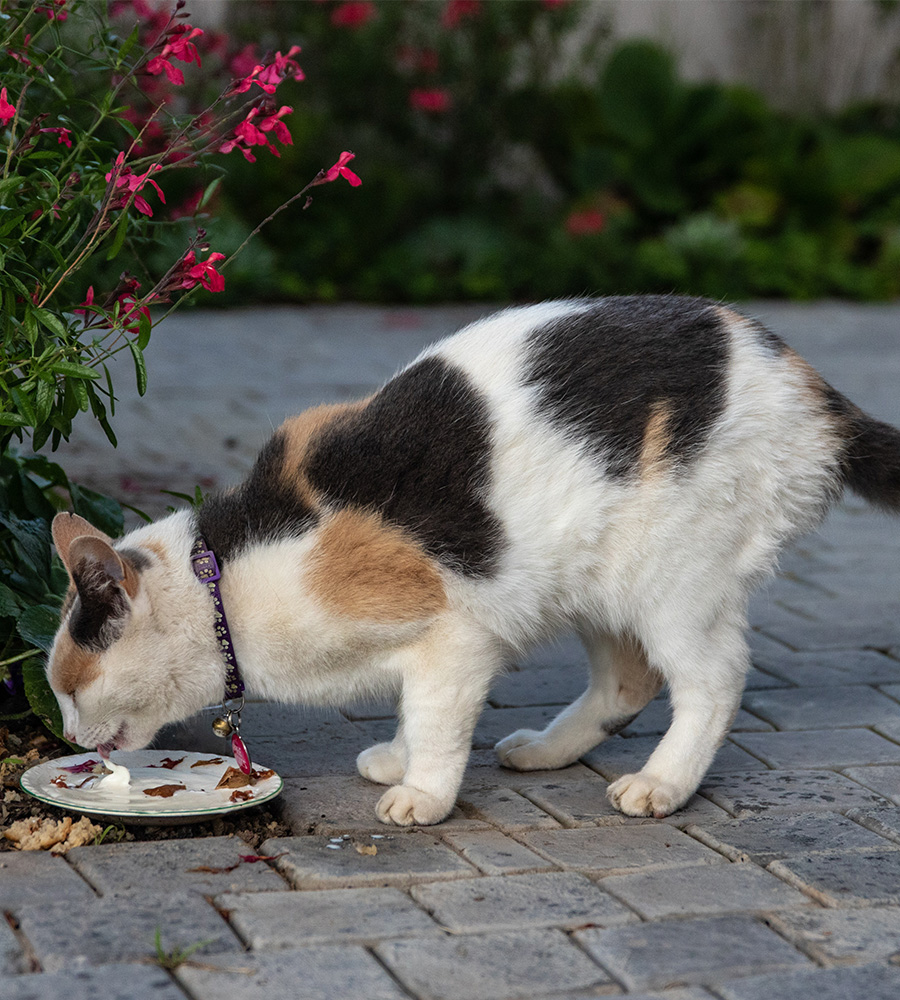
[325,843,342,850]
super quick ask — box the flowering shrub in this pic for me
[0,0,360,737]
[219,0,900,303]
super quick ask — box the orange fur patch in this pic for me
[307,508,446,622]
[50,630,100,695]
[640,401,672,480]
[279,400,369,506]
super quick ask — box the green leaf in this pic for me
[117,22,141,65]
[0,580,20,618]
[199,177,223,211]
[34,378,54,425]
[33,308,68,339]
[69,483,124,537]
[50,361,101,380]
[0,212,24,239]
[69,375,90,411]
[9,387,37,428]
[136,312,151,351]
[0,513,52,577]
[127,338,148,395]
[106,210,130,262]
[16,605,61,654]
[22,656,70,743]
[0,413,29,427]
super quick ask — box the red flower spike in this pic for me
[40,126,72,148]
[442,0,481,29]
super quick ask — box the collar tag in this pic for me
[191,548,221,583]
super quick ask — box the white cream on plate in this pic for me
[99,758,131,790]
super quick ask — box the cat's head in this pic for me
[46,512,215,754]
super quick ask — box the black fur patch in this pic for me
[523,296,730,478]
[823,384,900,511]
[117,547,151,572]
[305,356,503,577]
[68,561,128,651]
[197,433,318,562]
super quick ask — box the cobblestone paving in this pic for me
[5,303,900,998]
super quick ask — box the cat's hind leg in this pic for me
[495,632,662,772]
[606,617,747,817]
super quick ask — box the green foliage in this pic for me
[0,449,124,742]
[213,1,900,303]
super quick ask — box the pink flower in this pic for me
[36,0,67,20]
[565,208,605,237]
[175,249,226,293]
[331,2,377,28]
[441,0,480,28]
[410,88,452,113]
[255,46,305,91]
[219,106,292,161]
[74,285,96,318]
[106,153,166,217]
[0,87,17,126]
[40,126,72,148]
[146,24,203,86]
[317,150,362,187]
[258,105,293,145]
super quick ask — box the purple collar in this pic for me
[191,536,251,773]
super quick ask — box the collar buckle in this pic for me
[191,548,221,583]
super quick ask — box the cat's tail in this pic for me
[831,389,900,512]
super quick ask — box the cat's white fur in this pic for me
[48,300,863,825]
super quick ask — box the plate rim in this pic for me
[20,749,284,821]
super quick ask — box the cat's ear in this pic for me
[67,534,141,601]
[52,512,112,572]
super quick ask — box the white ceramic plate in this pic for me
[20,749,283,825]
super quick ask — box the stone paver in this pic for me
[768,906,900,964]
[842,764,900,803]
[279,774,488,834]
[375,928,613,1000]
[0,965,191,1000]
[1,916,23,974]
[439,829,558,875]
[713,963,900,1000]
[699,769,894,817]
[176,946,410,1000]
[13,891,241,972]
[456,786,562,830]
[600,861,810,918]
[751,647,900,687]
[769,847,900,906]
[730,728,900,769]
[260,832,478,889]
[11,302,900,998]
[686,811,891,863]
[584,735,767,781]
[574,914,812,991]
[520,824,726,874]
[65,835,288,897]
[215,886,440,948]
[0,851,96,908]
[742,684,900,729]
[409,871,637,932]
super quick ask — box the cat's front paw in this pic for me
[357,742,405,786]
[495,729,572,771]
[606,771,686,818]
[376,784,453,826]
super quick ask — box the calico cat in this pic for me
[46,295,900,825]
